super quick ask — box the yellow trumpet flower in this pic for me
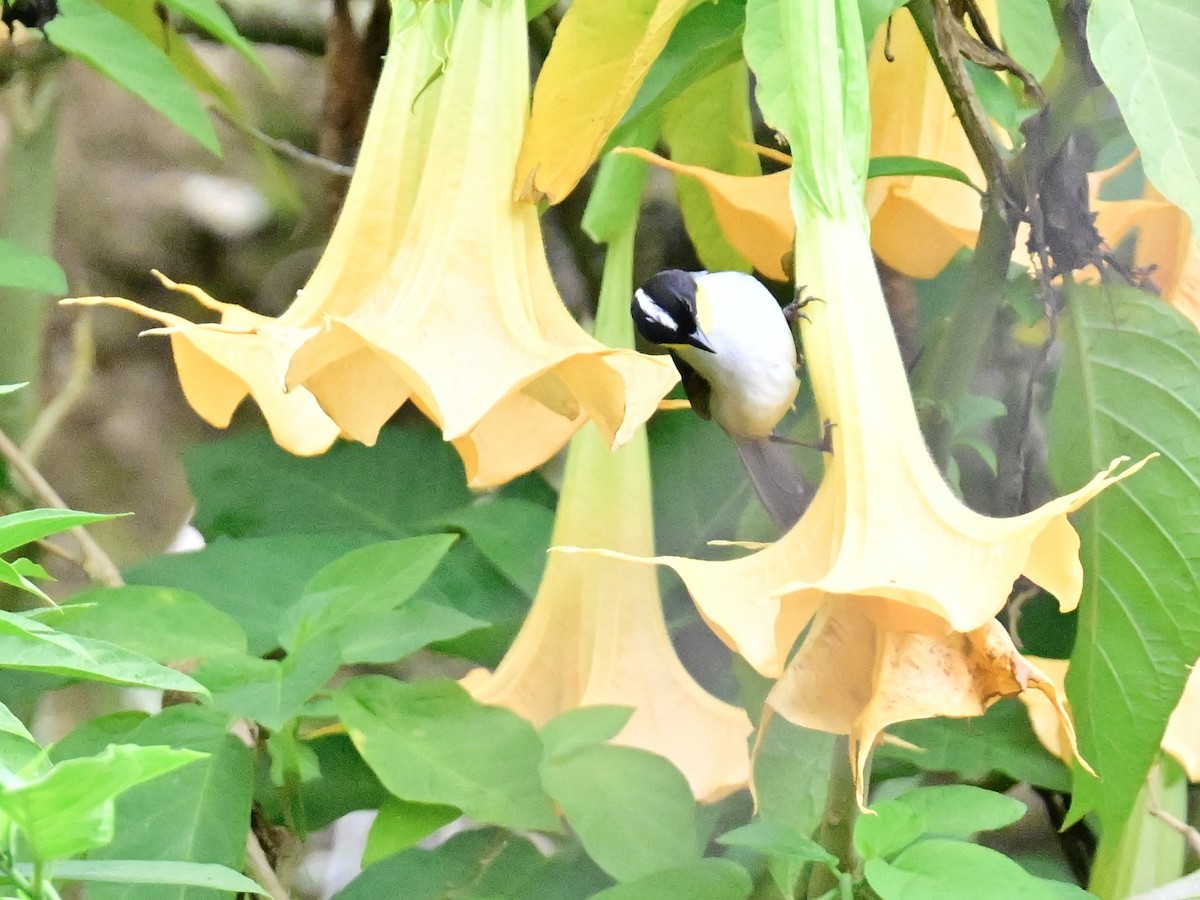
[66,0,677,488]
[767,597,1085,804]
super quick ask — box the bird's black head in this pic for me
[631,269,715,353]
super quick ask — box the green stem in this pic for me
[0,70,61,441]
[807,736,859,899]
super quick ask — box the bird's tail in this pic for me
[734,437,812,533]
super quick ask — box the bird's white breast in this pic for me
[675,272,799,438]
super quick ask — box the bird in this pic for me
[631,269,815,531]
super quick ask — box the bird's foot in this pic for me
[783,286,826,325]
[769,420,835,453]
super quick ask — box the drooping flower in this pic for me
[66,0,678,488]
[463,230,751,802]
[571,0,1146,757]
[767,597,1084,803]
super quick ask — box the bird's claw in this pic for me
[783,286,826,325]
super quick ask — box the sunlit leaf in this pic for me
[865,840,1064,900]
[158,0,267,75]
[1049,285,1200,831]
[29,860,264,893]
[1087,0,1200,235]
[45,0,219,153]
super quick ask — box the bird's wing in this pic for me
[668,351,712,421]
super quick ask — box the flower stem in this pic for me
[807,735,859,899]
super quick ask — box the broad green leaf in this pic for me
[539,706,634,759]
[867,156,984,194]
[185,426,471,540]
[752,715,834,839]
[435,501,552,598]
[1087,0,1200,234]
[334,599,487,666]
[881,699,1071,792]
[362,798,460,867]
[541,743,698,882]
[891,785,1026,839]
[193,642,340,730]
[1049,285,1200,831]
[0,609,205,693]
[42,586,247,662]
[334,676,558,832]
[33,860,263,893]
[126,533,371,655]
[158,0,267,74]
[0,507,120,554]
[612,0,748,145]
[590,859,753,900]
[0,744,203,861]
[0,241,67,293]
[663,62,759,272]
[83,706,255,900]
[254,734,390,835]
[854,800,924,861]
[280,535,458,655]
[717,821,836,867]
[45,0,219,153]
[0,556,54,599]
[865,839,1061,900]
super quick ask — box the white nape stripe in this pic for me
[634,288,678,332]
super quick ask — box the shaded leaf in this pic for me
[868,155,983,194]
[539,706,634,759]
[865,839,1061,900]
[435,501,552,598]
[158,0,266,74]
[854,800,923,861]
[362,798,460,867]
[541,743,698,882]
[45,0,219,153]
[1049,285,1200,830]
[334,677,558,832]
[891,785,1026,839]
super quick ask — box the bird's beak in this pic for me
[685,327,716,353]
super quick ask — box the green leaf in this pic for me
[193,642,340,730]
[125,533,372,655]
[0,700,42,773]
[157,0,267,75]
[0,609,205,693]
[339,599,487,666]
[362,798,460,867]
[868,156,984,194]
[280,535,458,656]
[859,0,907,41]
[186,425,471,540]
[0,241,67,293]
[435,500,552,598]
[1087,0,1200,234]
[0,507,120,554]
[881,700,1071,792]
[589,859,753,900]
[541,743,698,882]
[854,800,924,861]
[334,676,558,832]
[1049,285,1200,831]
[31,860,264,893]
[752,715,835,838]
[892,785,1026,838]
[81,706,255,900]
[0,744,203,861]
[865,839,1060,900]
[41,586,247,662]
[539,706,633,759]
[718,822,837,874]
[612,0,747,143]
[45,0,219,154]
